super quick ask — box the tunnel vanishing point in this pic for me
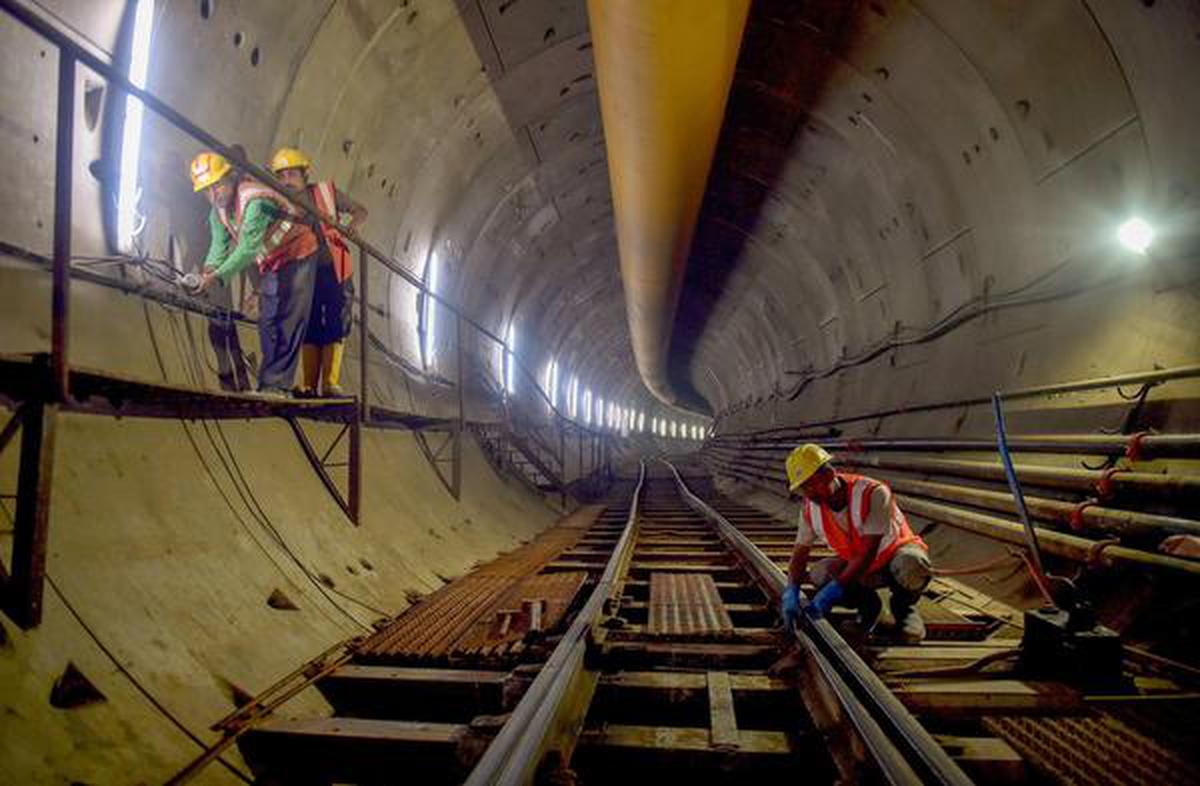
[1,1,1200,784]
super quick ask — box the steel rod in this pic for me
[51,51,75,402]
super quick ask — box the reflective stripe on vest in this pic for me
[309,181,353,282]
[235,182,299,269]
[804,473,925,575]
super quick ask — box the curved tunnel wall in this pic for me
[2,0,1200,782]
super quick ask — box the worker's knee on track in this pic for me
[889,544,932,595]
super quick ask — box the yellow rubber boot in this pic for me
[321,342,345,397]
[298,344,321,396]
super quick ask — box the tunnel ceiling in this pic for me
[125,0,1198,427]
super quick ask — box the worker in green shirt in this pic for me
[190,151,319,395]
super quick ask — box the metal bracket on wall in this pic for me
[413,425,462,501]
[0,399,59,630]
[286,417,361,525]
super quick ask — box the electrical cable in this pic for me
[146,305,374,631]
[776,261,1128,405]
[44,575,255,783]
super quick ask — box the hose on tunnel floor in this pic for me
[44,575,255,784]
[993,392,1070,608]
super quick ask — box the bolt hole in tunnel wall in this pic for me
[0,0,1199,783]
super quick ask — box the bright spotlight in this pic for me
[1117,217,1154,255]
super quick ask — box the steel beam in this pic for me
[6,401,59,628]
[51,51,75,402]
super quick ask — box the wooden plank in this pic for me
[892,680,1082,715]
[933,735,1026,784]
[581,724,789,756]
[600,671,785,694]
[707,672,740,750]
[239,717,468,784]
[317,666,508,721]
[602,641,776,670]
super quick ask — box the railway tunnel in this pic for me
[1,0,1199,783]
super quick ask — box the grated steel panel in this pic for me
[985,713,1200,786]
[648,572,734,637]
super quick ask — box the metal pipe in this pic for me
[701,459,1200,576]
[878,477,1200,539]
[837,453,1200,503]
[587,0,749,409]
[711,433,1200,459]
[706,444,1200,505]
[896,495,1200,577]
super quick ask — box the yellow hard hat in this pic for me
[270,147,311,174]
[786,443,832,492]
[190,151,232,192]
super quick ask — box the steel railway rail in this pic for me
[226,460,976,785]
[462,459,970,786]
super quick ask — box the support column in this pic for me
[51,52,75,402]
[7,401,59,629]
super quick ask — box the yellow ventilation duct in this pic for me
[587,0,750,410]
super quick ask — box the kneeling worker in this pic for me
[270,147,367,398]
[191,150,320,395]
[780,444,932,643]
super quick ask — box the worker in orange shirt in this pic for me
[269,148,367,398]
[190,151,319,396]
[780,444,933,643]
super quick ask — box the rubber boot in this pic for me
[295,344,321,398]
[890,593,926,644]
[321,342,345,397]
[856,590,883,633]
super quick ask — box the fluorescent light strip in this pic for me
[117,0,155,252]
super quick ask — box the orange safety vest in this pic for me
[215,180,317,274]
[803,472,925,575]
[308,181,354,283]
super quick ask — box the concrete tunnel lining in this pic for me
[1,0,1199,782]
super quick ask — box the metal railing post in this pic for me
[51,51,75,402]
[357,247,369,423]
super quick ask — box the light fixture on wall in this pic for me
[1117,217,1154,255]
[116,0,155,253]
[421,251,439,369]
[504,321,517,394]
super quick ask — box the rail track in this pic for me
[227,460,1200,786]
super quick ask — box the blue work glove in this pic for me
[808,579,845,619]
[781,585,801,630]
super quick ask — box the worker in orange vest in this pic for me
[780,444,932,643]
[269,148,368,398]
[190,151,320,396]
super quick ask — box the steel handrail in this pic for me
[662,460,974,786]
[464,461,646,785]
[0,0,618,440]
